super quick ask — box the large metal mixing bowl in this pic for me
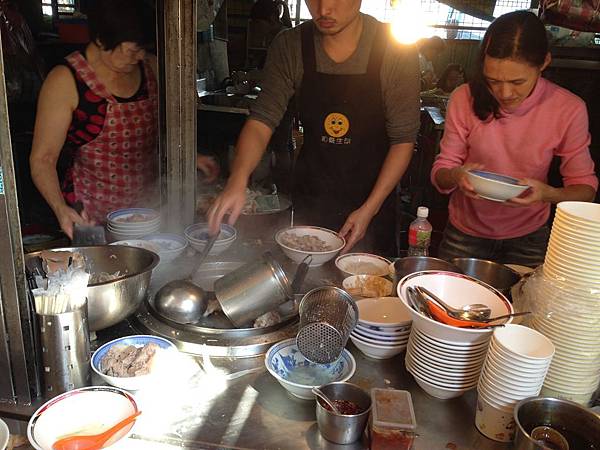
[25,246,159,331]
[451,258,521,298]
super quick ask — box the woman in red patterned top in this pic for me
[30,0,218,239]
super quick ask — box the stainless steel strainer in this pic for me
[296,286,358,364]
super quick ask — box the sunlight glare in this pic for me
[390,0,432,44]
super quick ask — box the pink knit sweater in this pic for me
[431,78,598,239]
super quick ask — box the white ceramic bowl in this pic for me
[353,326,410,342]
[184,223,237,255]
[356,297,412,327]
[350,330,408,347]
[91,335,179,391]
[142,233,188,262]
[355,323,411,338]
[350,335,406,360]
[342,275,393,298]
[466,170,529,202]
[106,208,160,227]
[264,338,356,400]
[28,386,138,450]
[110,239,160,254]
[492,325,555,363]
[407,368,474,399]
[275,226,345,267]
[335,253,392,277]
[397,271,513,344]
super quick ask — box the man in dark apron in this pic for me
[208,1,420,255]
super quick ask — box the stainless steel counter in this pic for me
[1,210,510,449]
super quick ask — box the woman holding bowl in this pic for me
[431,11,597,267]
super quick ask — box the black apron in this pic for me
[292,21,395,255]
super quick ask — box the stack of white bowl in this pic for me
[349,297,411,360]
[106,208,160,240]
[531,201,600,405]
[476,325,554,442]
[397,271,514,400]
[184,223,237,256]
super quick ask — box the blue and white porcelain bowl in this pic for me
[184,223,237,255]
[91,335,178,391]
[265,338,356,400]
[466,170,529,202]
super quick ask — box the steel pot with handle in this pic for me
[214,252,292,327]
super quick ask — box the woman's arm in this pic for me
[30,65,88,238]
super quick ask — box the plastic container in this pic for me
[407,207,432,257]
[370,388,417,450]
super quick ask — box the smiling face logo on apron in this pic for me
[323,112,350,141]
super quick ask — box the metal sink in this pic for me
[199,93,252,109]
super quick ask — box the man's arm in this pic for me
[340,142,413,251]
[207,119,274,233]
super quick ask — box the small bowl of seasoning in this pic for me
[315,382,372,445]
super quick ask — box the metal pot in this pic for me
[514,396,600,449]
[392,256,462,281]
[451,258,521,298]
[25,246,158,331]
[214,252,292,327]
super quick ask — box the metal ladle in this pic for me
[312,387,341,415]
[531,425,570,450]
[415,285,492,321]
[154,233,219,324]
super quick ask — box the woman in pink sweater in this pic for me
[431,11,597,267]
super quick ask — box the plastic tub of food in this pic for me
[370,388,417,450]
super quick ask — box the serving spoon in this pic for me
[312,388,342,415]
[415,286,492,321]
[52,410,141,450]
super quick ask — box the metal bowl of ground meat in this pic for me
[25,246,159,331]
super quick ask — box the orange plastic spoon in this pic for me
[52,410,141,450]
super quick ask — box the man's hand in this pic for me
[338,206,376,254]
[57,204,94,239]
[206,178,247,235]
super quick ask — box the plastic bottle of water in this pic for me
[407,206,432,257]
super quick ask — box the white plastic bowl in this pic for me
[91,335,178,391]
[466,170,529,202]
[397,271,513,344]
[335,253,391,276]
[28,386,138,450]
[350,335,406,360]
[275,226,345,267]
[264,338,356,400]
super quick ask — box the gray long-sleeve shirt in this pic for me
[249,14,421,146]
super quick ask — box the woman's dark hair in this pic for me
[87,0,156,51]
[469,10,548,121]
[437,63,465,93]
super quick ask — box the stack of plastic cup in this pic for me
[476,325,554,442]
[533,201,600,404]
